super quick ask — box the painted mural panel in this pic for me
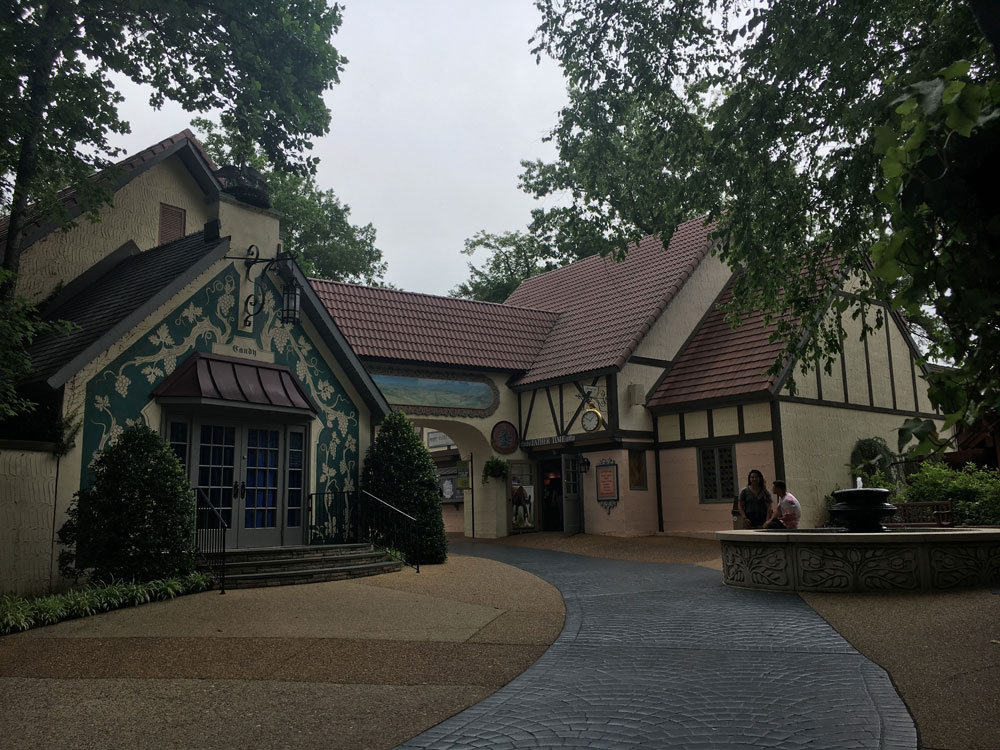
[81,265,360,542]
[368,368,499,417]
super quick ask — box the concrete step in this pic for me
[222,550,389,575]
[211,543,372,565]
[224,560,403,589]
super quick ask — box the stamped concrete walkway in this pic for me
[401,541,916,749]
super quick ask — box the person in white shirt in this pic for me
[765,479,801,530]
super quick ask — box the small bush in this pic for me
[58,424,196,583]
[0,573,212,636]
[900,462,1000,526]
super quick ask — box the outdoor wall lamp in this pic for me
[580,457,591,473]
[225,244,301,327]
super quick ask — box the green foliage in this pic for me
[361,411,448,565]
[481,455,509,485]
[0,573,211,636]
[0,269,73,419]
[849,437,895,480]
[872,58,1000,453]
[451,230,560,303]
[526,1,996,454]
[57,425,196,583]
[900,461,1000,525]
[194,119,387,285]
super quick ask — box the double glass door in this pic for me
[182,420,306,548]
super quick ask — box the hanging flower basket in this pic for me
[482,455,509,485]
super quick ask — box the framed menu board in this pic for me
[596,463,619,502]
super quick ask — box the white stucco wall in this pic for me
[17,157,214,305]
[0,446,59,594]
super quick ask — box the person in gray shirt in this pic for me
[737,469,772,529]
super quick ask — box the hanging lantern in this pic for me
[280,277,301,325]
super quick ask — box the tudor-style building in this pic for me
[1,129,943,595]
[312,219,941,539]
[0,131,389,594]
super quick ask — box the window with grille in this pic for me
[699,445,736,503]
[159,203,186,244]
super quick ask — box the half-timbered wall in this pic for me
[656,403,776,534]
[781,300,935,416]
[518,374,614,447]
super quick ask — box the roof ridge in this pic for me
[1,130,219,250]
[309,277,560,318]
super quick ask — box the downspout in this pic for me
[654,416,664,533]
[469,452,475,539]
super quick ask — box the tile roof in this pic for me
[311,217,716,383]
[310,281,559,371]
[646,280,786,408]
[0,130,216,251]
[505,217,715,386]
[29,230,227,382]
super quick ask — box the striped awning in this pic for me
[152,351,316,413]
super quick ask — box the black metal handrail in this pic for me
[309,489,421,572]
[194,488,228,594]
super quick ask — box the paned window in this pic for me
[159,203,186,244]
[564,458,579,496]
[286,430,305,528]
[168,421,188,469]
[628,450,647,490]
[699,445,735,503]
[244,428,280,529]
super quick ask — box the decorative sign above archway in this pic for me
[369,367,499,417]
[490,421,518,454]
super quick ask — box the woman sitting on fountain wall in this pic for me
[765,480,802,530]
[737,469,772,529]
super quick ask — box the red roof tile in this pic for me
[312,218,716,383]
[646,281,786,408]
[505,217,715,386]
[310,280,558,371]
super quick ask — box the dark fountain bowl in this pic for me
[829,487,897,532]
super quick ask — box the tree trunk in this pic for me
[969,0,1000,59]
[1,0,70,298]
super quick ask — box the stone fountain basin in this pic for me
[717,528,1000,592]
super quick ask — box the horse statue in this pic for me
[511,485,532,527]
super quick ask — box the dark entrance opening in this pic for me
[539,458,563,532]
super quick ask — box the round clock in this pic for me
[581,408,603,432]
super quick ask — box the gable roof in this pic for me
[0,129,219,255]
[29,230,230,387]
[505,217,715,386]
[646,280,786,409]
[310,218,716,385]
[310,281,558,371]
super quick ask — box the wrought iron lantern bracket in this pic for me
[224,244,301,327]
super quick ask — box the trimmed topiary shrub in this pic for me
[361,410,448,565]
[58,424,196,583]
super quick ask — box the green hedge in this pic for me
[900,462,1000,526]
[0,572,211,636]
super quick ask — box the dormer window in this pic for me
[159,203,186,244]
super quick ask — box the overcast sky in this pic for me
[109,1,568,296]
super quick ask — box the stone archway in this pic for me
[409,417,514,538]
